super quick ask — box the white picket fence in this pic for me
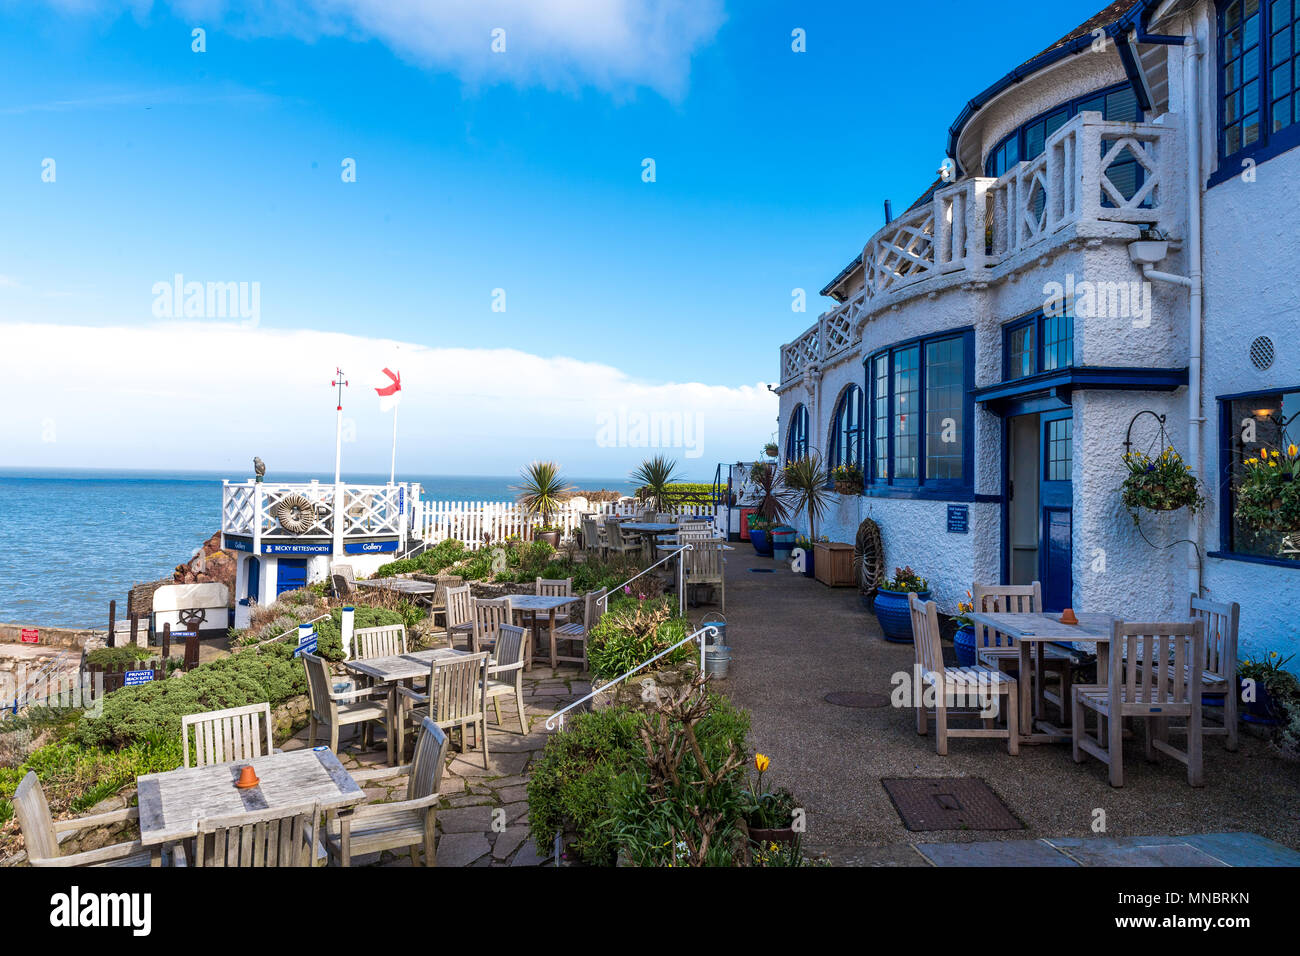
[409,498,716,551]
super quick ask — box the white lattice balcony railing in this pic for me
[779,111,1180,383]
[222,480,414,542]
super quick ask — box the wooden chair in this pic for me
[1190,595,1240,751]
[605,521,642,559]
[14,772,161,867]
[486,623,529,733]
[191,801,321,867]
[1073,619,1206,787]
[331,563,356,599]
[301,652,388,752]
[551,588,606,671]
[181,702,275,768]
[536,577,573,624]
[398,652,490,768]
[470,596,513,654]
[427,574,465,627]
[324,717,449,867]
[683,540,726,610]
[354,623,407,659]
[908,594,1019,755]
[581,516,607,558]
[971,582,1074,723]
[444,583,474,649]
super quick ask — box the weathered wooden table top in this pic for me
[507,594,580,612]
[966,611,1117,641]
[343,647,468,682]
[136,748,364,846]
[355,578,441,594]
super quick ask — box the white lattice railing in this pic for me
[222,480,416,541]
[780,111,1179,383]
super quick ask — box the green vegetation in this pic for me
[83,644,159,669]
[629,455,682,513]
[526,690,750,867]
[516,460,573,532]
[374,539,467,577]
[783,453,832,541]
[586,596,693,681]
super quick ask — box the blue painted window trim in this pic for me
[1209,0,1300,188]
[1215,383,1300,563]
[828,384,864,486]
[984,82,1142,177]
[1001,309,1074,381]
[786,403,809,461]
[865,328,975,497]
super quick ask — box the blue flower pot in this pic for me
[874,589,930,643]
[750,528,773,556]
[953,624,976,666]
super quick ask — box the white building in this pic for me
[775,0,1299,662]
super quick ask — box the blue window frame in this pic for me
[786,404,809,461]
[984,83,1141,178]
[1214,386,1300,565]
[1003,310,1074,381]
[830,385,864,475]
[866,330,975,494]
[1213,0,1300,182]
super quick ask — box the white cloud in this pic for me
[0,322,775,477]
[48,0,727,99]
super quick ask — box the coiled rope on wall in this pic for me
[854,518,884,601]
[272,492,318,534]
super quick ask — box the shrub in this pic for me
[313,605,408,660]
[84,645,158,669]
[586,597,693,681]
[375,538,466,577]
[526,706,645,865]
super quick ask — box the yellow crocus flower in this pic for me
[755,753,770,772]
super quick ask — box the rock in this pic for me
[435,833,491,867]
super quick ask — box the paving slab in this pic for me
[435,832,491,867]
[437,805,496,834]
[917,838,1078,867]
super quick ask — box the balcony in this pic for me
[222,480,417,551]
[781,112,1181,383]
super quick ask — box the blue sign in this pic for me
[293,629,318,657]
[224,536,254,552]
[168,630,196,639]
[343,539,399,555]
[399,486,405,515]
[263,542,332,555]
[124,670,155,686]
[946,504,969,534]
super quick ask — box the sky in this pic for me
[0,0,1108,480]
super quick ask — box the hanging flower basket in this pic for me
[1234,444,1300,532]
[1119,413,1206,525]
[832,462,864,496]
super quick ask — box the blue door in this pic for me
[276,558,308,596]
[246,556,260,605]
[1038,410,1073,612]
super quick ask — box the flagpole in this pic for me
[331,368,348,558]
[389,401,399,485]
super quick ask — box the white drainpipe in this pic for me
[1141,36,1205,600]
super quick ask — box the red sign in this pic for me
[20,628,38,644]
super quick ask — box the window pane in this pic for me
[1042,313,1073,371]
[1008,323,1035,379]
[1046,418,1073,481]
[835,386,863,469]
[893,346,920,480]
[873,356,889,480]
[1228,392,1300,561]
[1025,122,1046,159]
[925,338,965,481]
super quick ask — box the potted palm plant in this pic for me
[783,453,832,550]
[746,461,791,556]
[516,460,573,548]
[630,455,682,515]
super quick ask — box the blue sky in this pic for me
[0,0,1108,478]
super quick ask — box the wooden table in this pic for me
[619,522,681,560]
[965,611,1117,744]
[345,647,469,764]
[506,594,580,671]
[136,748,365,864]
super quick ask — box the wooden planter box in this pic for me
[814,542,855,587]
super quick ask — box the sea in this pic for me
[0,468,639,629]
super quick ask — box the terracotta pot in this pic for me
[535,530,561,548]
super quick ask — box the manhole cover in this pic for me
[824,691,889,708]
[881,778,1023,832]
[748,568,776,573]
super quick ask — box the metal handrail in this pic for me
[600,542,693,616]
[544,623,718,731]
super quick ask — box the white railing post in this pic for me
[252,481,263,556]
